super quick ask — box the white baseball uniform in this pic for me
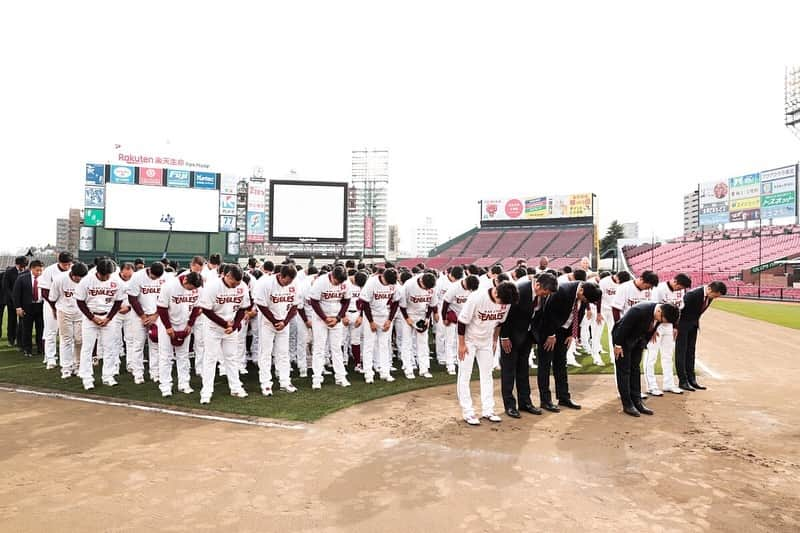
[156,274,200,394]
[442,280,473,373]
[196,276,251,401]
[307,273,351,386]
[126,268,167,381]
[253,274,298,391]
[39,262,71,365]
[75,272,125,387]
[434,274,452,364]
[358,276,400,381]
[457,288,510,419]
[49,270,81,377]
[645,281,685,392]
[399,275,437,377]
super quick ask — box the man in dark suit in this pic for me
[4,256,28,347]
[612,302,680,416]
[535,280,603,412]
[675,281,727,391]
[13,259,45,357]
[499,272,557,418]
[0,269,5,340]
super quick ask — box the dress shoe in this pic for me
[633,402,654,415]
[521,404,543,415]
[558,399,581,410]
[623,405,641,417]
[542,402,560,413]
[678,381,695,392]
[689,381,707,390]
[505,407,521,419]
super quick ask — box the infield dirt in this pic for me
[1,308,798,532]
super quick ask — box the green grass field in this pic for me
[714,298,800,330]
[0,331,620,422]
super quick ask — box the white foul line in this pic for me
[696,358,722,380]
[0,386,305,431]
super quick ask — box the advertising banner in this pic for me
[480,193,593,221]
[698,180,730,225]
[166,169,190,188]
[728,174,761,222]
[84,208,104,227]
[79,227,94,251]
[220,194,236,215]
[138,167,164,186]
[220,215,236,232]
[109,165,135,184]
[85,163,105,185]
[84,186,105,208]
[246,212,265,242]
[194,172,217,190]
[227,232,240,256]
[760,165,797,219]
[220,174,238,194]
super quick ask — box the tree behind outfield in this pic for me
[601,220,625,253]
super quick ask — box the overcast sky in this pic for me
[1,1,799,254]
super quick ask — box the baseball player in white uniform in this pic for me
[253,264,300,395]
[127,262,168,383]
[75,259,125,389]
[38,251,73,368]
[399,272,438,379]
[156,271,203,397]
[48,262,88,378]
[598,271,632,346]
[457,281,518,425]
[197,264,251,403]
[307,266,352,389]
[434,269,454,365]
[345,270,368,372]
[358,268,401,384]
[441,273,480,375]
[645,274,691,396]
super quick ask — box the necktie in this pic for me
[701,296,710,314]
[571,299,580,338]
[33,276,38,302]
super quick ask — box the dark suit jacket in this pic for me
[678,286,706,326]
[3,266,22,302]
[13,271,40,314]
[500,279,532,340]
[538,281,587,339]
[612,302,657,349]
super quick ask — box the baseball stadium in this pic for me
[2,7,800,533]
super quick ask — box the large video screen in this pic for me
[269,180,348,242]
[105,183,220,232]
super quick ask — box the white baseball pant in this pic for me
[200,323,245,401]
[645,323,678,392]
[457,342,496,419]
[361,319,393,380]
[259,320,293,390]
[43,304,59,365]
[311,316,347,385]
[158,323,191,394]
[401,319,430,376]
[78,317,116,386]
[57,310,82,377]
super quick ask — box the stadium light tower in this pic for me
[160,213,175,259]
[786,65,800,142]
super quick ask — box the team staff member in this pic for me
[3,256,28,347]
[499,272,557,418]
[14,260,45,358]
[675,281,727,391]
[48,262,89,379]
[612,302,680,417]
[536,280,603,412]
[457,280,519,426]
[75,259,125,390]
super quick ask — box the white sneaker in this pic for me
[592,359,605,366]
[161,391,173,398]
[46,362,57,370]
[298,370,308,378]
[240,368,248,375]
[482,414,502,423]
[666,387,684,394]
[261,387,273,397]
[364,377,374,384]
[133,376,145,385]
[354,364,364,374]
[312,382,322,390]
[640,392,648,399]
[322,368,333,375]
[464,415,481,426]
[405,372,416,380]
[648,388,664,397]
[61,373,71,380]
[567,358,582,368]
[231,390,248,398]
[102,378,118,387]
[281,384,298,393]
[336,378,351,388]
[83,381,94,390]
[382,374,395,383]
[178,386,194,394]
[200,397,211,404]
[421,372,433,379]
